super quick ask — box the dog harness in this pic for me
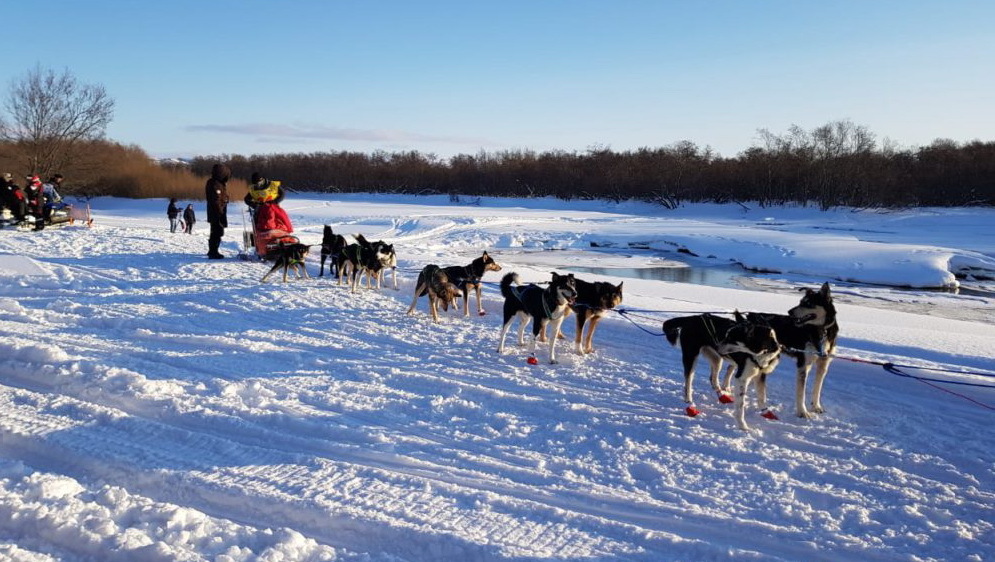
[345,244,364,263]
[701,314,726,347]
[514,285,558,319]
[449,265,480,290]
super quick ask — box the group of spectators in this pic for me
[1,173,66,230]
[166,198,196,234]
[2,166,290,259]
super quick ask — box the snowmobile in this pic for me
[0,202,93,230]
[0,208,31,230]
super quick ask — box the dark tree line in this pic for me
[188,121,995,208]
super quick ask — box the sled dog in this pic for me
[406,264,463,322]
[319,225,347,278]
[442,251,503,316]
[662,311,781,430]
[354,234,397,290]
[565,278,624,354]
[336,241,362,287]
[745,282,838,419]
[261,242,311,283]
[497,272,577,364]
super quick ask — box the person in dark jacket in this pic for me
[183,204,196,234]
[167,197,181,233]
[2,173,28,222]
[205,163,231,259]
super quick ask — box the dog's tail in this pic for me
[662,317,688,346]
[354,233,371,247]
[500,272,520,300]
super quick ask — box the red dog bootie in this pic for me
[526,356,539,365]
[761,409,779,420]
[685,405,701,417]
[718,392,734,404]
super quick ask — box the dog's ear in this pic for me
[616,281,624,291]
[820,282,831,297]
[733,309,745,322]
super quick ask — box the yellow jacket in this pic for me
[248,180,282,204]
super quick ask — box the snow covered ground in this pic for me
[0,194,993,561]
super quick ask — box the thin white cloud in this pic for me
[185,123,490,146]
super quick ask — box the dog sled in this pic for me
[67,203,93,227]
[239,203,299,261]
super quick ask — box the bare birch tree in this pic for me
[0,65,115,178]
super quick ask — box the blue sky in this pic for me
[4,1,993,159]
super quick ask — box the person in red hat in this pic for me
[23,176,45,225]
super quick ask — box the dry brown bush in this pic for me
[1,140,247,201]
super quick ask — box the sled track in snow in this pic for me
[1,381,909,562]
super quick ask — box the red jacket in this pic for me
[255,202,293,233]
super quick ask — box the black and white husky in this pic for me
[663,311,781,430]
[746,282,839,419]
[355,234,398,290]
[378,242,398,290]
[497,272,577,364]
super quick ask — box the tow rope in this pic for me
[837,355,995,411]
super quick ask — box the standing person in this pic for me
[205,163,231,259]
[167,197,181,233]
[183,203,196,234]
